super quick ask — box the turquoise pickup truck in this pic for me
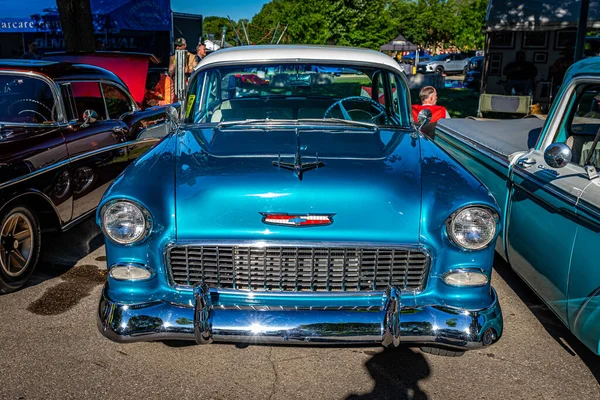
[434,57,600,356]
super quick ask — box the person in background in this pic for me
[21,39,40,60]
[503,51,537,95]
[411,86,450,123]
[168,37,195,78]
[549,49,574,88]
[193,43,207,70]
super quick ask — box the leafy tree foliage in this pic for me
[205,0,486,51]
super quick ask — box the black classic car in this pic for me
[0,59,172,293]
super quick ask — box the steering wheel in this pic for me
[8,99,53,121]
[323,96,386,123]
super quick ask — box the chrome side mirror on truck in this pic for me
[543,142,572,169]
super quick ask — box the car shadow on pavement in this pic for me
[347,347,430,400]
[493,254,600,384]
[26,217,105,289]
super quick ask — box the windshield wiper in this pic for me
[216,118,379,130]
[216,119,280,129]
[300,118,379,130]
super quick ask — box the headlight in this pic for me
[446,207,498,250]
[101,200,151,245]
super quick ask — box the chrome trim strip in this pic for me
[511,166,579,208]
[61,208,95,231]
[0,138,159,191]
[97,285,502,349]
[164,241,431,293]
[0,158,71,191]
[576,198,600,224]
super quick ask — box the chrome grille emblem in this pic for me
[260,213,334,227]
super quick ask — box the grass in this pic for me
[410,88,480,118]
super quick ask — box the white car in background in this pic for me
[417,53,469,75]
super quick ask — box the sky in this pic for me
[171,0,270,20]
[0,0,270,21]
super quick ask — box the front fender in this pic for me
[97,134,178,302]
[418,138,501,309]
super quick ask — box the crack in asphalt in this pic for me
[267,347,280,400]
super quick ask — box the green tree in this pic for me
[203,16,232,41]
[453,0,487,50]
[250,0,396,49]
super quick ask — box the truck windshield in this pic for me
[185,63,410,128]
[0,75,56,124]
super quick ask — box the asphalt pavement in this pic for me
[0,218,598,399]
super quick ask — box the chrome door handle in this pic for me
[517,157,536,168]
[111,126,127,134]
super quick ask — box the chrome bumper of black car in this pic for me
[97,285,502,350]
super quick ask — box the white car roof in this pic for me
[197,45,404,73]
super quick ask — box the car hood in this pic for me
[417,62,432,67]
[174,127,423,244]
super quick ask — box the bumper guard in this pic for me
[97,285,502,350]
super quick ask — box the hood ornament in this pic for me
[272,129,324,180]
[260,213,335,227]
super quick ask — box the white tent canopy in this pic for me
[486,0,600,31]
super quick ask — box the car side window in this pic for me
[559,83,600,167]
[101,83,133,119]
[69,81,107,122]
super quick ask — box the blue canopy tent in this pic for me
[0,0,172,63]
[0,0,171,33]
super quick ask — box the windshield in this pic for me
[0,74,57,124]
[185,63,410,128]
[430,54,450,61]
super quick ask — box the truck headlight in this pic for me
[446,206,498,250]
[101,200,151,245]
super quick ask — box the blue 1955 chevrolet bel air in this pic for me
[96,46,503,356]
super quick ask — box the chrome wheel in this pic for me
[0,212,34,278]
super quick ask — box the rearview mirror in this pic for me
[417,108,432,129]
[543,142,572,168]
[82,109,98,127]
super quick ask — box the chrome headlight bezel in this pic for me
[100,200,152,246]
[445,206,499,251]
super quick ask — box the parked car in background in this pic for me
[0,60,172,293]
[97,45,503,357]
[417,53,469,75]
[434,57,600,355]
[464,56,484,91]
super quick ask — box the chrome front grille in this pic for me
[168,244,429,291]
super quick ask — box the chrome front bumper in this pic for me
[97,286,502,350]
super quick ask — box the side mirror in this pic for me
[82,109,98,127]
[544,142,572,168]
[417,108,432,130]
[165,105,180,132]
